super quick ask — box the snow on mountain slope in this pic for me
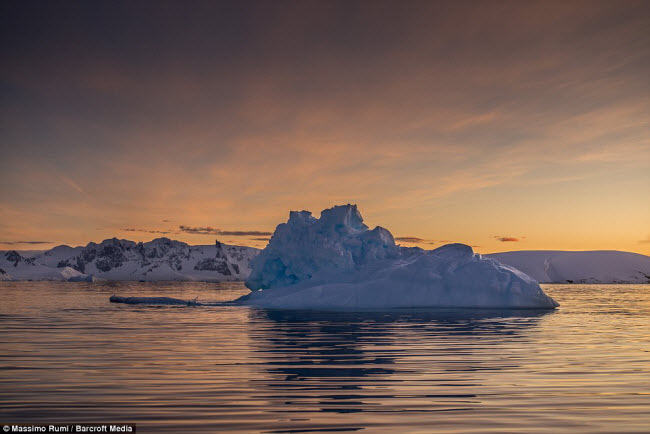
[485,250,650,283]
[5,235,647,285]
[0,238,259,282]
[0,250,85,281]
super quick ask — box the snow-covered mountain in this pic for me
[0,238,259,282]
[3,237,648,284]
[485,250,650,284]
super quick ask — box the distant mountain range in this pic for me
[1,239,648,284]
[0,238,259,282]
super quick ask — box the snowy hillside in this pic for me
[0,238,259,282]
[4,236,648,285]
[485,250,650,284]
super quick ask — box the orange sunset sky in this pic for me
[1,1,649,254]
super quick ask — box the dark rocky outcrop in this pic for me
[5,251,23,267]
[194,258,232,275]
[95,240,127,272]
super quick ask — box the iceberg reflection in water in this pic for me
[246,308,550,423]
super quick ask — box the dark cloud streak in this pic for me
[179,225,272,237]
[395,236,439,245]
[494,236,520,242]
[0,241,52,245]
[395,236,426,243]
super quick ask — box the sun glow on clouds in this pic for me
[0,1,648,254]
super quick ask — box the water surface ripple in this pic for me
[1,282,648,432]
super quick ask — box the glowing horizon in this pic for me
[1,1,648,255]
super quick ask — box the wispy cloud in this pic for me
[0,240,52,245]
[639,236,650,244]
[121,228,175,235]
[58,175,86,195]
[179,226,272,237]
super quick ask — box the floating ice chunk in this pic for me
[109,295,201,305]
[240,204,558,309]
[68,274,96,282]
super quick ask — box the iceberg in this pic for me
[238,204,558,309]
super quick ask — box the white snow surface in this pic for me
[486,250,650,284]
[240,204,558,309]
[0,238,259,282]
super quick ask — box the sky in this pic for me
[1,0,649,254]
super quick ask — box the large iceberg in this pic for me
[238,204,558,309]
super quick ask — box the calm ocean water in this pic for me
[1,282,648,433]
